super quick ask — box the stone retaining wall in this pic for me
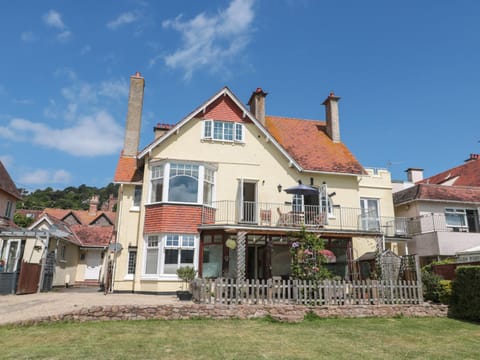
[14,303,448,326]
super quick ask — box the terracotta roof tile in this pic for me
[0,161,21,199]
[265,116,366,174]
[419,157,480,186]
[70,225,113,247]
[393,184,480,205]
[114,156,144,183]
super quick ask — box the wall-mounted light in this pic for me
[329,192,336,197]
[277,184,282,192]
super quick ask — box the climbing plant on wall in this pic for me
[290,227,331,281]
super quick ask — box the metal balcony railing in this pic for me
[406,213,480,235]
[201,200,409,236]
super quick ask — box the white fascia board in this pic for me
[137,87,303,171]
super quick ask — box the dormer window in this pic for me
[202,120,244,142]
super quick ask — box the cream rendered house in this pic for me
[112,73,406,293]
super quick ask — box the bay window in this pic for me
[149,162,215,205]
[203,120,244,142]
[150,165,163,203]
[144,234,197,277]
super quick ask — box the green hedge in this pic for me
[449,266,480,321]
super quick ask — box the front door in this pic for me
[84,251,102,280]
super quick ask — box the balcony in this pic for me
[201,200,409,237]
[407,213,480,235]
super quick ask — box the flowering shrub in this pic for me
[290,227,331,281]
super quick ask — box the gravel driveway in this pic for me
[0,288,179,325]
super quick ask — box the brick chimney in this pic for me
[248,88,268,126]
[89,195,100,216]
[153,123,174,139]
[322,92,341,143]
[405,168,424,183]
[123,72,145,157]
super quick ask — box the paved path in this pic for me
[0,288,179,325]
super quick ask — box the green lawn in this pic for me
[0,317,479,359]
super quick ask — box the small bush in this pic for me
[450,266,480,321]
[422,268,444,303]
[438,280,452,305]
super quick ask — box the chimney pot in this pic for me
[405,168,424,183]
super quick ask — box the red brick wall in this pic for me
[144,204,202,234]
[201,96,249,123]
[432,262,480,280]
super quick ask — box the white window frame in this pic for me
[0,239,22,272]
[445,208,468,231]
[360,198,381,231]
[148,161,216,206]
[5,200,13,219]
[142,234,199,280]
[132,185,142,210]
[202,120,244,143]
[126,249,137,279]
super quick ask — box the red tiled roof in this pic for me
[114,156,144,183]
[42,208,115,226]
[0,161,21,199]
[393,184,480,205]
[70,225,113,247]
[265,116,366,174]
[418,157,480,186]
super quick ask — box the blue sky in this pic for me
[1,0,479,192]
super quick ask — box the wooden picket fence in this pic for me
[191,278,423,305]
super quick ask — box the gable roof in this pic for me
[266,116,366,174]
[0,161,21,199]
[115,86,367,182]
[418,157,480,187]
[42,208,115,226]
[393,184,480,206]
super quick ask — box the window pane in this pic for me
[166,235,179,247]
[204,121,212,138]
[164,249,179,274]
[145,249,158,274]
[203,181,213,205]
[169,176,198,202]
[224,122,233,141]
[180,249,194,265]
[128,251,137,274]
[148,236,158,247]
[182,236,195,247]
[134,186,142,207]
[202,244,222,278]
[235,123,243,141]
[213,122,223,140]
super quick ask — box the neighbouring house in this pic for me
[0,161,22,232]
[24,196,115,288]
[112,73,408,294]
[393,155,480,266]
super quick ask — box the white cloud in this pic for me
[99,79,129,98]
[0,125,15,139]
[43,10,65,29]
[54,67,77,81]
[80,44,91,55]
[19,169,72,185]
[42,9,72,42]
[12,98,34,105]
[107,11,140,30]
[7,111,123,157]
[20,31,35,42]
[162,0,255,79]
[57,30,72,42]
[0,155,13,168]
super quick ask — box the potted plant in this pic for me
[176,266,196,301]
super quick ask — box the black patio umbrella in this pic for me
[283,184,319,196]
